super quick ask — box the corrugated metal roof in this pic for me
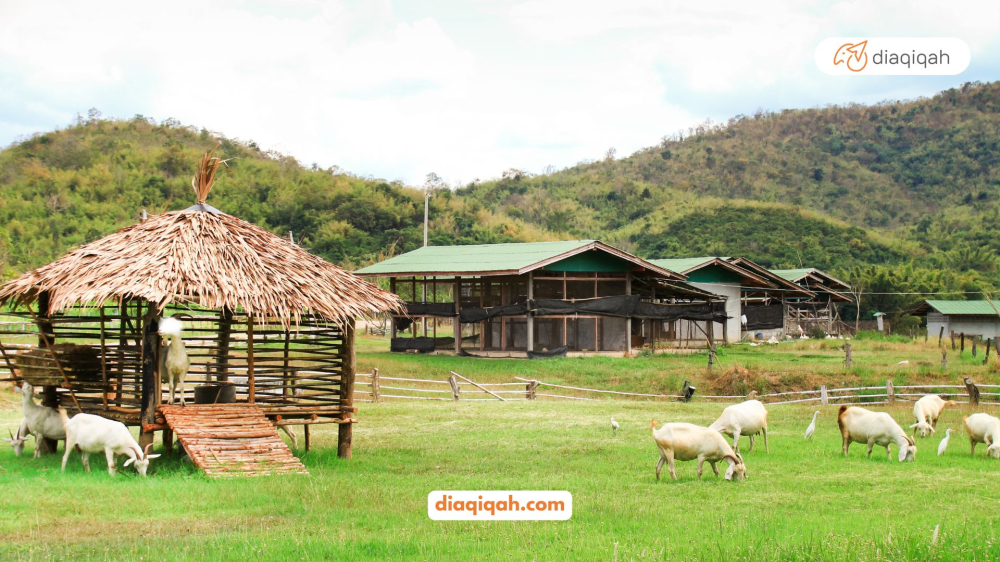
[924,300,1000,316]
[771,268,813,282]
[648,257,718,273]
[356,240,596,275]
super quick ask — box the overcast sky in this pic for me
[2,0,999,186]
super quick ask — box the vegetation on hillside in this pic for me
[3,82,1000,324]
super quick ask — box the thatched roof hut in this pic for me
[0,149,402,469]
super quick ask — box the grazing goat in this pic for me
[709,399,769,453]
[838,405,916,462]
[911,395,955,437]
[159,316,191,406]
[16,382,66,458]
[650,419,746,481]
[59,409,160,476]
[2,420,31,457]
[962,413,1000,459]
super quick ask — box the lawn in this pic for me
[2,392,1000,560]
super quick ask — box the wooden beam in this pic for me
[337,318,356,459]
[451,371,507,401]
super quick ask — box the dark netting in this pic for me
[394,317,414,332]
[405,302,456,316]
[390,337,437,352]
[744,305,783,330]
[528,346,568,359]
[533,295,637,317]
[459,302,530,323]
[633,300,729,322]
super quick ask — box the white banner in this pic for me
[428,491,572,521]
[816,37,970,75]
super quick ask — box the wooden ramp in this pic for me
[158,404,308,477]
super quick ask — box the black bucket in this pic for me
[193,382,237,404]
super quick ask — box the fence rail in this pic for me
[349,370,1000,407]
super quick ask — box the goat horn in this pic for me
[143,443,153,457]
[7,428,12,440]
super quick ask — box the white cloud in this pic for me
[0,0,998,185]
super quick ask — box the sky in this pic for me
[1,0,999,186]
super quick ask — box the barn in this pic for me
[910,300,1000,339]
[355,240,729,356]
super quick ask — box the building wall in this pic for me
[933,313,1000,339]
[686,282,741,343]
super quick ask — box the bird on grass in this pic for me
[611,417,619,436]
[938,428,954,456]
[804,411,819,440]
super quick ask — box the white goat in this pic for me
[650,419,747,481]
[838,405,916,462]
[159,316,191,406]
[911,395,956,437]
[962,413,1000,459]
[709,399,769,453]
[59,409,160,476]
[2,419,31,457]
[16,382,66,458]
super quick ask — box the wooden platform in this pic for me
[158,404,308,478]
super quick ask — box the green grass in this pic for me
[3,394,1000,560]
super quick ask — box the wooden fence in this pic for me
[352,370,1000,407]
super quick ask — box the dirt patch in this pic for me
[0,515,284,544]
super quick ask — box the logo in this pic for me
[816,38,970,75]
[833,40,868,72]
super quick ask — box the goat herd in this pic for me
[646,394,1000,482]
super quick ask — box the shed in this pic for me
[0,150,402,469]
[910,300,1000,339]
[771,268,853,335]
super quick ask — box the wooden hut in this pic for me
[0,150,402,473]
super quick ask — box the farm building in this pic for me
[0,151,402,475]
[355,240,729,356]
[910,300,1000,339]
[770,268,854,335]
[648,257,816,342]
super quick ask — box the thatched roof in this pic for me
[0,149,403,325]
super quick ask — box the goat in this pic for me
[962,413,1000,459]
[708,399,769,453]
[159,316,191,406]
[911,395,955,437]
[2,420,31,457]
[59,409,160,476]
[15,382,66,458]
[650,419,746,481]
[838,405,916,462]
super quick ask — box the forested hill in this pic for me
[2,81,1000,319]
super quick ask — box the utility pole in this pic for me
[423,188,430,247]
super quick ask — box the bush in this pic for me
[852,330,911,343]
[808,326,827,339]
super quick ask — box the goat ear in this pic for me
[124,458,135,466]
[146,454,161,460]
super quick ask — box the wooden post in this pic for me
[337,318,356,459]
[217,307,233,382]
[526,380,538,400]
[625,272,632,354]
[938,326,944,347]
[951,331,956,351]
[448,374,461,400]
[844,342,852,369]
[706,320,715,367]
[247,315,255,404]
[452,371,507,401]
[304,424,311,452]
[390,278,398,340]
[36,291,58,454]
[985,339,992,365]
[973,336,978,358]
[371,368,380,403]
[820,385,829,406]
[961,333,965,354]
[139,306,159,450]
[925,328,929,343]
[966,377,980,406]
[942,349,948,370]
[886,380,895,403]
[454,277,462,354]
[526,272,534,353]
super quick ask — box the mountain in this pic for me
[2,81,999,321]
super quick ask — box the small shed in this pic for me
[0,151,402,466]
[770,268,853,335]
[910,300,1000,339]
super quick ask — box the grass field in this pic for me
[3,336,1000,560]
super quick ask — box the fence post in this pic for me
[925,329,929,343]
[371,368,380,403]
[965,377,980,406]
[448,374,461,401]
[526,380,538,400]
[985,339,992,366]
[843,343,852,369]
[886,380,895,403]
[938,326,944,347]
[961,333,965,354]
[820,385,829,406]
[951,331,956,351]
[973,337,978,358]
[942,350,947,371]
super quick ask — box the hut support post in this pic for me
[217,307,233,383]
[454,277,462,353]
[526,272,534,353]
[247,315,255,404]
[139,307,160,450]
[337,318,356,459]
[36,292,59,454]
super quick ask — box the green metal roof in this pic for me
[355,240,685,279]
[771,268,813,282]
[649,257,718,273]
[923,300,1000,316]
